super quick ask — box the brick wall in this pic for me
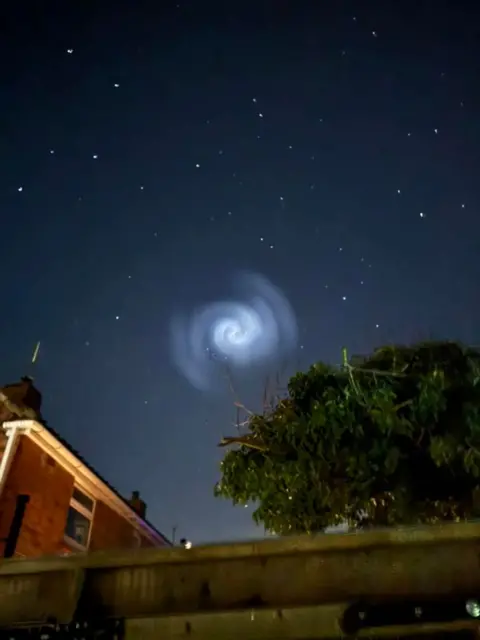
[90,499,155,551]
[0,430,7,476]
[0,434,159,558]
[0,436,74,557]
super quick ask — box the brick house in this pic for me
[0,376,170,558]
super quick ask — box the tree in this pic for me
[214,341,480,535]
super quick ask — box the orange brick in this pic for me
[0,436,156,558]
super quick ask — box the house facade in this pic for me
[0,377,170,558]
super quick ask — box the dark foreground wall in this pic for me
[0,522,480,639]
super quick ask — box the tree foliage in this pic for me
[214,341,480,535]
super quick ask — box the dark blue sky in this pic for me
[1,0,479,543]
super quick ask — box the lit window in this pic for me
[64,487,95,550]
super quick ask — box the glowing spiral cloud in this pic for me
[170,271,298,390]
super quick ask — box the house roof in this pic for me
[0,377,171,547]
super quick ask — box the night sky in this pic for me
[1,1,480,544]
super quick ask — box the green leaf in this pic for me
[215,340,480,533]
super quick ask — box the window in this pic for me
[64,487,95,550]
[72,487,94,512]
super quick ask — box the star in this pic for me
[3,0,478,547]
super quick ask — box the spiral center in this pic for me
[169,272,297,390]
[212,308,259,354]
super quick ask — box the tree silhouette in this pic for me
[215,341,480,535]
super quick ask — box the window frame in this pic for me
[63,486,96,551]
[72,487,95,512]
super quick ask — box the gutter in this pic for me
[0,421,32,499]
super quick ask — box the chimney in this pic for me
[19,377,42,414]
[128,490,147,519]
[0,376,43,419]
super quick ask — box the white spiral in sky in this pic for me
[170,272,298,390]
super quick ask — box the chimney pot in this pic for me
[129,490,146,519]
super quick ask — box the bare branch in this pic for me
[347,363,406,378]
[233,400,254,415]
[221,363,256,428]
[218,436,268,452]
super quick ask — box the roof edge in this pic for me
[2,419,171,547]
